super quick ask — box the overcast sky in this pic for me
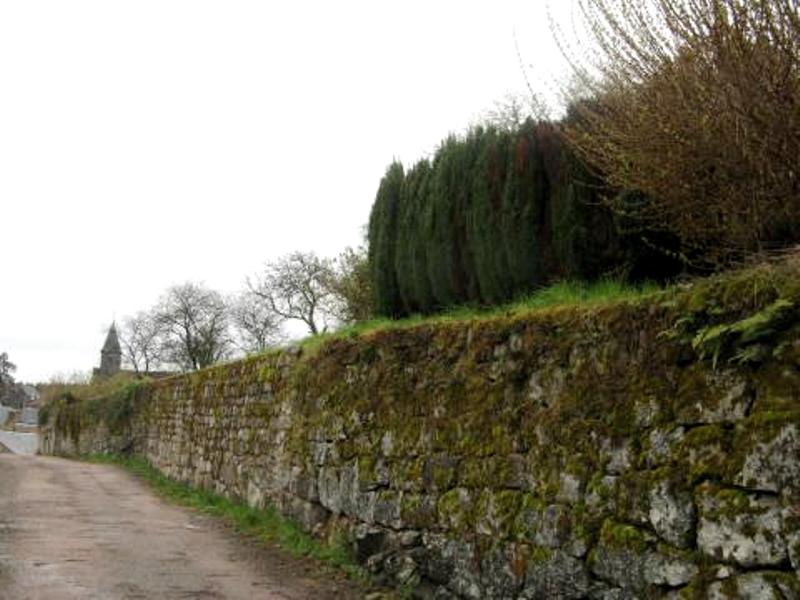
[1,1,574,383]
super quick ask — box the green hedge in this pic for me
[367,121,668,316]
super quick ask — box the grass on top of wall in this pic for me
[500,278,661,314]
[86,454,370,583]
[299,278,662,353]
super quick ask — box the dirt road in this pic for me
[0,455,370,599]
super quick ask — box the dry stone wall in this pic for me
[41,267,800,599]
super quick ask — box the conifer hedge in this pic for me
[367,120,672,317]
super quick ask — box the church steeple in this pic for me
[98,322,122,376]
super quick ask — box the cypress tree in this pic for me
[427,137,460,308]
[467,126,513,304]
[395,162,427,314]
[454,128,485,304]
[501,121,550,293]
[552,149,605,280]
[411,160,435,313]
[367,162,404,316]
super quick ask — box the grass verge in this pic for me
[298,278,662,353]
[86,454,368,582]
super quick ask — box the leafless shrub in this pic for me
[554,0,800,268]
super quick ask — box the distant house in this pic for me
[0,384,40,428]
[0,383,39,410]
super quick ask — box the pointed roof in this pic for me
[101,322,121,354]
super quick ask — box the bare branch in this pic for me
[229,291,286,353]
[154,282,232,371]
[249,252,339,336]
[554,0,800,267]
[119,311,165,374]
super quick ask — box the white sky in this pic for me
[1,1,574,383]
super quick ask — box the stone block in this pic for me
[697,483,788,568]
[317,466,342,514]
[589,520,697,593]
[520,549,590,600]
[707,572,800,600]
[400,494,438,530]
[676,368,752,425]
[647,479,696,548]
[590,544,697,592]
[422,453,459,492]
[437,488,473,532]
[284,496,329,532]
[373,490,402,528]
[514,500,589,558]
[645,426,685,468]
[783,505,800,577]
[420,534,481,600]
[736,423,800,493]
[605,441,633,475]
[478,544,525,599]
[586,475,619,513]
[557,472,583,504]
[474,490,521,539]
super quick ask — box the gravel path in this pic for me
[0,455,370,599]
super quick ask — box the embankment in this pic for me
[41,260,800,598]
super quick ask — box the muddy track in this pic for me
[0,455,373,599]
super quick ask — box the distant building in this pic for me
[92,323,172,380]
[0,384,40,429]
[0,383,40,410]
[94,322,123,377]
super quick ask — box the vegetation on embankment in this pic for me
[38,374,145,435]
[297,276,661,354]
[367,1,800,319]
[44,252,800,413]
[367,123,682,318]
[298,251,800,366]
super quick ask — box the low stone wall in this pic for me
[41,264,800,598]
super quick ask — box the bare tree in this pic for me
[155,282,232,371]
[554,0,800,267]
[480,91,551,129]
[229,291,285,353]
[249,251,337,336]
[119,311,164,374]
[327,246,373,325]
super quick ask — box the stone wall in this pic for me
[40,263,800,598]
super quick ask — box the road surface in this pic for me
[0,455,372,599]
[0,431,38,455]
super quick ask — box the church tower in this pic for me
[98,323,122,376]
